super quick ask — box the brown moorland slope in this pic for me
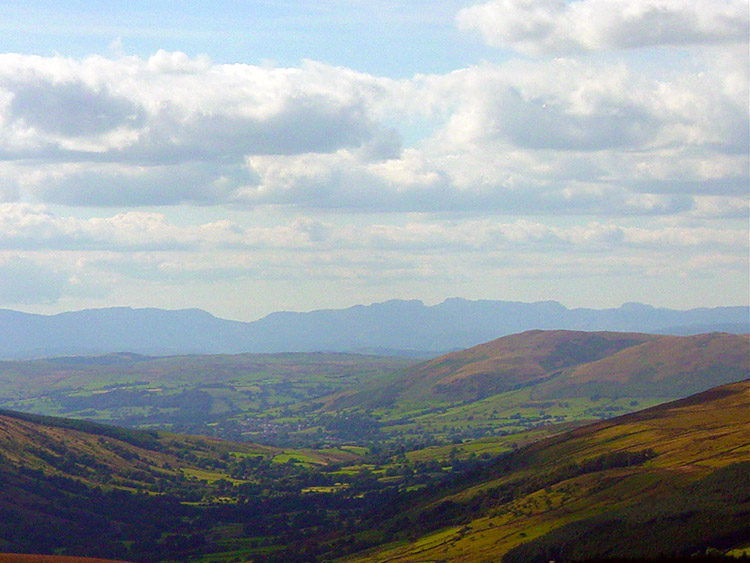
[537,332,750,398]
[338,330,656,406]
[333,330,748,409]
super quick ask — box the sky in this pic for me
[0,0,747,320]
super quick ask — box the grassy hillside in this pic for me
[1,331,746,452]
[0,378,747,562]
[337,330,748,410]
[342,379,750,562]
[0,407,363,487]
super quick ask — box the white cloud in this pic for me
[0,201,744,312]
[29,162,258,206]
[0,53,390,162]
[1,203,744,255]
[0,49,745,212]
[0,3,746,317]
[431,57,748,155]
[457,0,749,55]
[0,53,393,205]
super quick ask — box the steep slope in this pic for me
[0,410,220,558]
[345,379,750,562]
[0,408,271,485]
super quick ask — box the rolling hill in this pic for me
[333,330,749,410]
[351,330,657,406]
[319,329,750,452]
[537,331,750,399]
[2,330,746,450]
[0,352,416,440]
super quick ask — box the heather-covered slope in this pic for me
[345,379,750,562]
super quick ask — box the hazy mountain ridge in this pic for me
[1,299,747,359]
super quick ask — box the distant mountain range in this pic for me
[0,299,747,359]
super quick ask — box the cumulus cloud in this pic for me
[457,0,749,54]
[0,47,745,213]
[0,53,387,161]
[0,53,393,206]
[8,78,144,137]
[431,57,748,155]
